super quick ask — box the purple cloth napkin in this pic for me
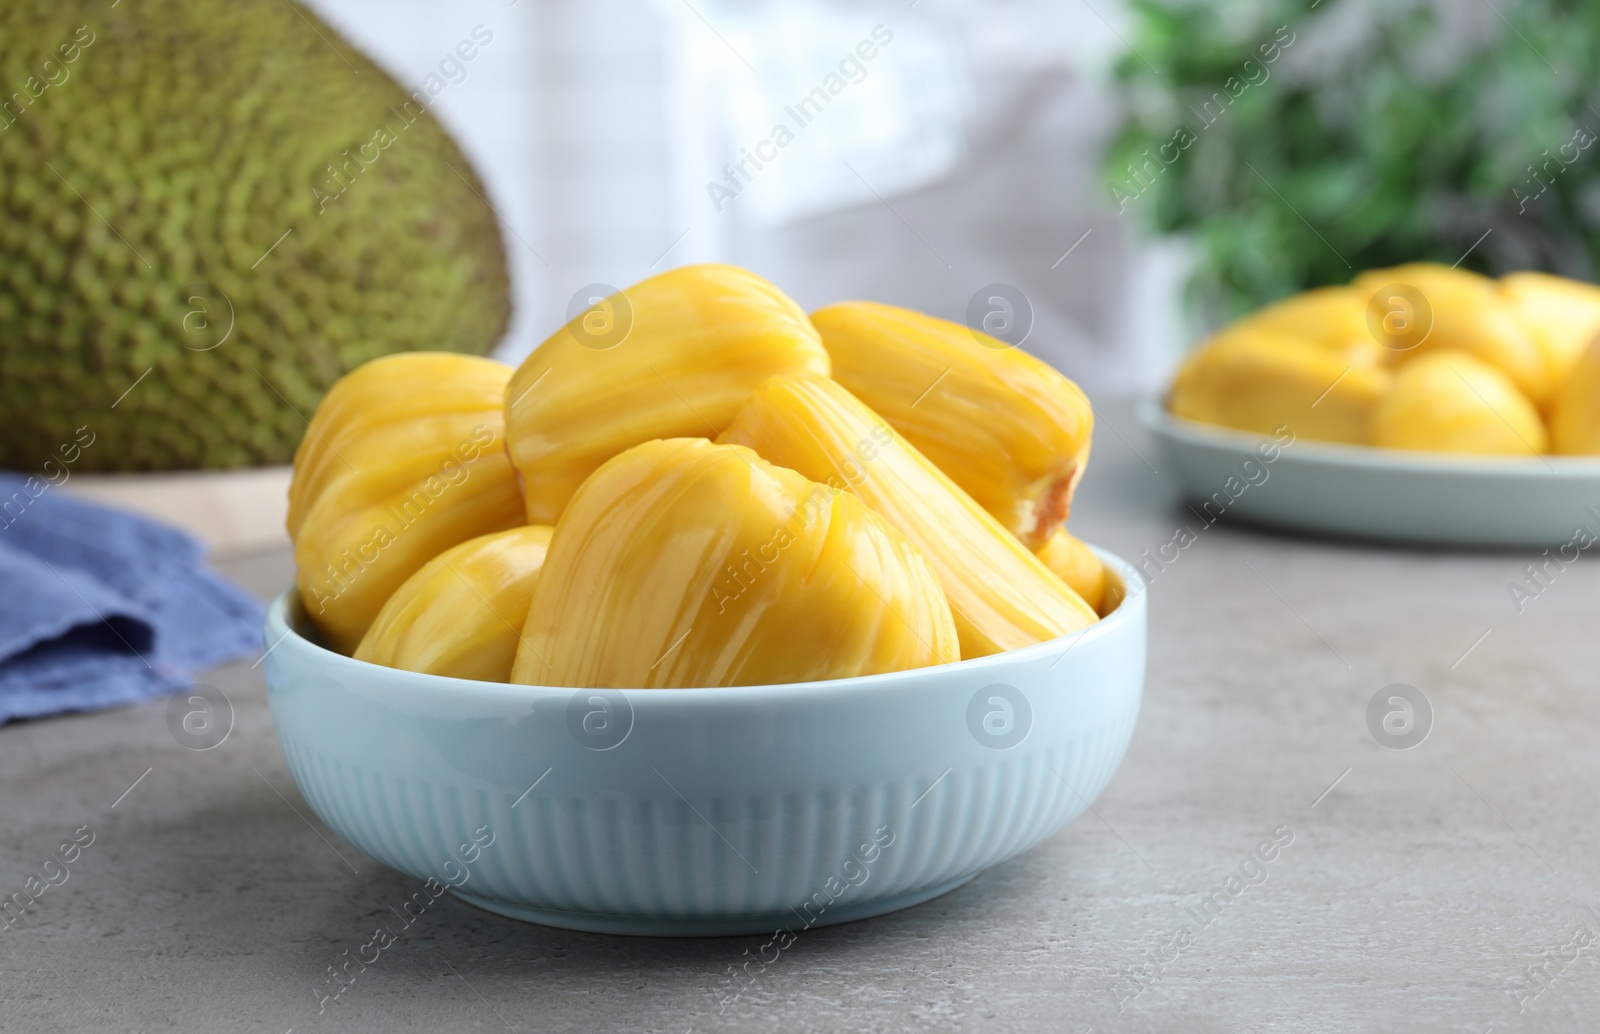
[0,473,264,722]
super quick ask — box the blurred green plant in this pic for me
[1105,0,1600,327]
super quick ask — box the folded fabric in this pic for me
[0,473,264,722]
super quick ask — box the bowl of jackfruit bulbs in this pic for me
[264,264,1145,935]
[1144,263,1600,547]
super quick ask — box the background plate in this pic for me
[1140,400,1600,548]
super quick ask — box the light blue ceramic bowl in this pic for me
[263,548,1145,937]
[1143,400,1600,548]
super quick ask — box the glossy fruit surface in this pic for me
[812,301,1093,549]
[503,264,829,524]
[723,373,1097,658]
[354,526,553,682]
[511,438,959,688]
[1370,350,1548,456]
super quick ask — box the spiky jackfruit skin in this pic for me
[0,0,510,471]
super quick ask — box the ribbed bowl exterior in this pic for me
[265,550,1146,936]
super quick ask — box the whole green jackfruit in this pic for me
[0,0,510,471]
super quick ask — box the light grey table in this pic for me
[5,400,1598,1033]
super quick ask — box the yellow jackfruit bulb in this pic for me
[355,526,553,682]
[291,354,526,654]
[1371,351,1548,456]
[1352,263,1552,407]
[1232,286,1371,349]
[1167,329,1392,444]
[1499,271,1600,388]
[503,264,830,525]
[287,352,516,539]
[511,438,957,688]
[1035,529,1107,615]
[810,301,1093,550]
[721,373,1098,658]
[1551,336,1600,455]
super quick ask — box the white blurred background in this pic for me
[307,0,1190,397]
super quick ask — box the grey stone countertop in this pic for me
[4,399,1599,1033]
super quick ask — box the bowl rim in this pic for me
[264,545,1146,707]
[1138,397,1600,477]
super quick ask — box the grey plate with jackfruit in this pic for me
[1140,400,1600,548]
